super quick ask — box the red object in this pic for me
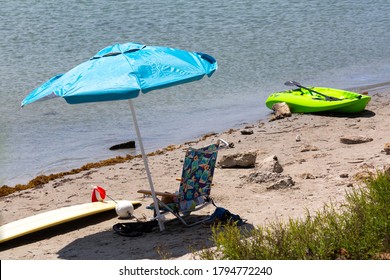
[91,186,106,202]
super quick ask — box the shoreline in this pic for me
[1,88,390,259]
[2,82,390,195]
[0,132,226,197]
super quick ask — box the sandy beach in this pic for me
[1,90,389,260]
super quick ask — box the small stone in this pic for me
[301,173,315,179]
[300,144,319,152]
[241,129,254,135]
[384,142,390,155]
[340,135,373,144]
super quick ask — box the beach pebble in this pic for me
[384,142,390,155]
[300,144,319,152]
[241,129,254,135]
[340,135,373,144]
[301,173,315,179]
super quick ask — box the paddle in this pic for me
[284,81,341,101]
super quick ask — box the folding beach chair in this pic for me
[137,139,228,227]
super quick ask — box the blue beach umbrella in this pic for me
[22,42,218,231]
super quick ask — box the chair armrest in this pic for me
[217,138,229,148]
[137,189,178,197]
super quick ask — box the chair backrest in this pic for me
[178,143,219,212]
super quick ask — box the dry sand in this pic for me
[1,90,389,260]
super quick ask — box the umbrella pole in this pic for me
[128,99,165,231]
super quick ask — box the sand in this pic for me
[1,90,389,260]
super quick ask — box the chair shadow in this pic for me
[1,212,254,259]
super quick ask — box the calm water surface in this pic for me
[1,0,390,186]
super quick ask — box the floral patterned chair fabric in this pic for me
[138,139,227,227]
[178,143,218,212]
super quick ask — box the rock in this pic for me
[246,171,295,189]
[109,141,136,150]
[295,134,301,142]
[258,155,283,173]
[301,173,315,179]
[340,135,373,144]
[269,102,291,121]
[219,152,257,168]
[241,129,254,135]
[384,142,390,155]
[300,144,319,152]
[267,177,295,190]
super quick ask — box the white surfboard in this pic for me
[0,200,141,243]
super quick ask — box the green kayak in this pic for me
[266,86,371,114]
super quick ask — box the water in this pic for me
[1,0,390,187]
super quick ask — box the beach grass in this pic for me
[198,171,390,260]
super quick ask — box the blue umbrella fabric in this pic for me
[22,42,218,231]
[22,42,217,106]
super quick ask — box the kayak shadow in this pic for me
[309,109,375,119]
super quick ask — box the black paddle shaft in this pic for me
[284,81,341,101]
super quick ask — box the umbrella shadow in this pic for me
[0,211,118,252]
[57,216,255,260]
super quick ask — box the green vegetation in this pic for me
[199,172,390,260]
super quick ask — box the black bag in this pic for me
[204,207,245,226]
[113,220,158,237]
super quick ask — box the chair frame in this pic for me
[138,139,228,227]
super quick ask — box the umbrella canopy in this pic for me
[22,42,217,106]
[22,42,218,231]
